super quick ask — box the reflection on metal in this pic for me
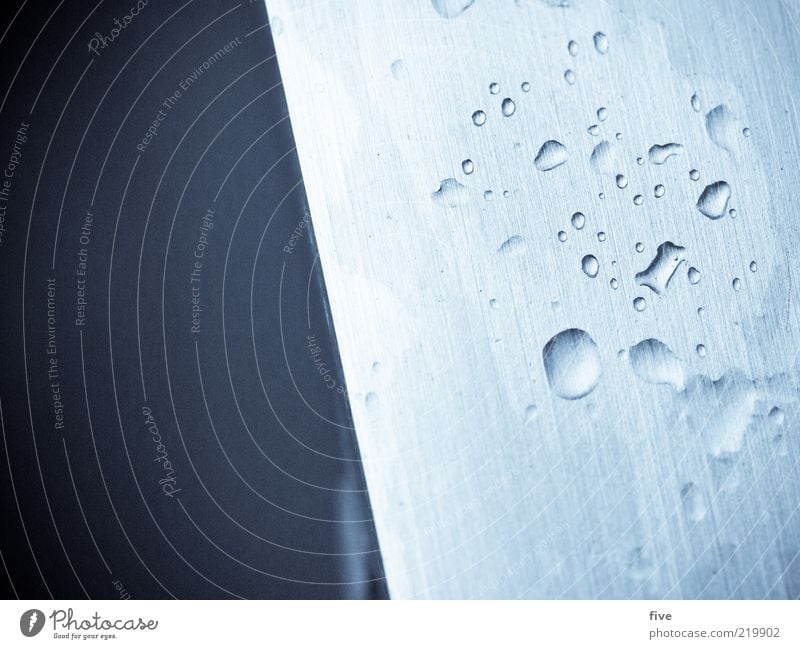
[267,0,800,598]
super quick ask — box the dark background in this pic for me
[0,0,387,599]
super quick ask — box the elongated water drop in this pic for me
[390,59,405,80]
[705,104,737,151]
[431,178,469,207]
[691,93,701,112]
[567,40,578,56]
[597,107,607,122]
[629,338,685,390]
[593,31,609,54]
[648,142,684,165]
[542,328,602,400]
[498,235,526,256]
[534,140,568,171]
[431,0,475,19]
[590,140,612,174]
[681,483,707,522]
[615,174,628,189]
[732,277,741,291]
[564,69,576,85]
[581,254,599,278]
[635,241,686,295]
[696,181,731,219]
[687,266,701,284]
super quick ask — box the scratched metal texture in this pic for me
[267,0,800,598]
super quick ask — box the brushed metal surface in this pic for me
[267,0,800,598]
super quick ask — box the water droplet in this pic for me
[635,241,686,295]
[534,140,568,171]
[749,260,757,272]
[489,298,499,309]
[589,140,612,174]
[688,266,701,284]
[633,297,647,312]
[501,97,516,116]
[365,391,379,411]
[581,254,599,278]
[431,0,475,18]
[390,59,405,80]
[484,189,494,201]
[615,174,628,189]
[648,142,684,165]
[598,192,605,199]
[610,277,619,289]
[615,132,623,140]
[557,230,567,242]
[689,169,700,181]
[588,124,600,136]
[636,156,644,165]
[432,178,469,207]
[521,81,530,92]
[705,104,737,151]
[593,31,609,54]
[542,328,602,400]
[525,404,538,421]
[502,190,510,199]
[489,81,500,94]
[696,181,731,219]
[633,194,643,205]
[769,406,785,427]
[629,338,685,390]
[564,69,576,85]
[729,208,737,218]
[498,235,526,256]
[597,231,606,242]
[635,242,644,253]
[732,277,741,291]
[696,343,707,358]
[597,107,607,122]
[567,40,578,56]
[571,211,585,230]
[472,110,486,126]
[690,93,701,112]
[697,306,705,316]
[654,184,665,198]
[461,159,474,174]
[681,483,707,522]
[372,361,381,372]
[742,127,751,137]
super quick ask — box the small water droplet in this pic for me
[629,338,685,389]
[732,277,741,291]
[567,40,578,56]
[654,184,665,198]
[705,104,737,151]
[681,482,707,522]
[769,406,785,427]
[372,361,381,372]
[432,178,469,207]
[633,194,643,205]
[636,241,686,295]
[593,31,609,54]
[557,230,567,242]
[597,231,606,242]
[542,328,602,400]
[489,298,499,309]
[489,82,500,94]
[472,110,486,126]
[571,211,585,230]
[689,169,700,181]
[484,189,494,201]
[635,242,644,253]
[688,266,701,284]
[691,93,701,112]
[598,192,605,199]
[696,181,731,219]
[521,81,530,92]
[742,127,751,137]
[534,140,568,171]
[390,59,405,80]
[615,174,628,189]
[648,142,684,165]
[581,254,599,278]
[697,306,705,316]
[597,107,607,122]
[564,69,576,85]
[461,159,474,174]
[633,297,647,312]
[696,343,707,358]
[615,132,623,140]
[365,391,379,411]
[498,235,526,256]
[729,208,736,218]
[636,156,644,165]
[588,124,600,136]
[431,0,475,18]
[501,97,516,116]
[749,260,757,272]
[610,277,619,289]
[525,404,538,421]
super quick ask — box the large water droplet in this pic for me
[390,59,405,80]
[705,104,737,151]
[431,178,469,207]
[629,338,686,390]
[431,0,475,19]
[542,328,602,400]
[567,40,578,56]
[687,266,701,284]
[498,235,526,256]
[589,140,613,174]
[461,159,474,174]
[534,140,568,171]
[593,31,609,54]
[681,483,707,522]
[648,142,684,165]
[696,181,731,219]
[635,241,686,295]
[571,211,585,230]
[581,254,599,278]
[501,97,516,116]
[472,110,486,126]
